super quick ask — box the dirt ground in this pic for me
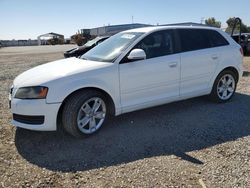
[0,46,250,187]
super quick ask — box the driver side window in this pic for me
[121,30,175,64]
[134,30,175,59]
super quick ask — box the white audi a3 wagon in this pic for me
[9,26,244,137]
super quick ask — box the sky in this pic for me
[1,0,250,40]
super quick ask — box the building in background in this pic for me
[71,23,151,46]
[88,23,151,36]
[0,33,65,47]
[0,39,38,47]
[79,22,206,38]
[0,22,208,47]
[80,29,91,36]
[161,22,207,27]
[37,32,64,45]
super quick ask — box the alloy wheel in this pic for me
[77,97,106,134]
[217,74,236,100]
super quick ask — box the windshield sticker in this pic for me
[121,34,136,39]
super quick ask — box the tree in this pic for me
[205,17,221,28]
[226,17,249,33]
[247,27,250,33]
[73,34,84,46]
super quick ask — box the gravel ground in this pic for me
[0,45,250,187]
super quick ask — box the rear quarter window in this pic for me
[178,29,229,53]
[205,30,229,47]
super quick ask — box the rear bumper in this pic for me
[10,98,61,131]
[238,62,244,79]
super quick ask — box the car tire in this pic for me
[62,90,108,138]
[209,70,237,103]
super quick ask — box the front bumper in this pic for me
[10,98,61,131]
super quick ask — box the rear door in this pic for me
[178,29,227,97]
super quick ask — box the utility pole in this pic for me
[132,16,134,24]
[200,17,205,24]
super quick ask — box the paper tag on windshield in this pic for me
[121,34,135,39]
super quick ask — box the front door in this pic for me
[119,30,181,113]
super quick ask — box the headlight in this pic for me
[14,86,48,99]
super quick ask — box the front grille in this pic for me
[13,114,44,125]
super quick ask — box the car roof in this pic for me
[122,25,220,33]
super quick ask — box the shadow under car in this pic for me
[15,93,250,172]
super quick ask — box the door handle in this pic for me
[169,62,178,68]
[211,55,218,60]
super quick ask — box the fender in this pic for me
[209,56,243,91]
[45,71,121,115]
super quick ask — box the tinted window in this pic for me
[179,29,229,52]
[205,30,229,47]
[178,29,210,52]
[134,30,175,59]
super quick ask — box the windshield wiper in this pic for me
[81,57,89,60]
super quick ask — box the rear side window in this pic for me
[178,29,210,52]
[205,30,229,47]
[178,29,229,53]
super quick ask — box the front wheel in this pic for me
[210,70,237,103]
[62,90,108,138]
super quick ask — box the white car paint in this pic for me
[119,53,181,113]
[10,26,244,131]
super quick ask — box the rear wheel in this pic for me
[62,90,108,138]
[210,70,237,103]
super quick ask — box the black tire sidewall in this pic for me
[210,70,237,103]
[62,90,108,138]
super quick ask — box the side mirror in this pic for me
[127,49,146,61]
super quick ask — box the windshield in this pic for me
[85,37,103,47]
[81,32,144,62]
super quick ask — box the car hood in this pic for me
[13,57,111,87]
[78,45,89,50]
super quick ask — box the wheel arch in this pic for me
[219,66,239,82]
[56,87,116,130]
[209,65,240,94]
[209,66,239,103]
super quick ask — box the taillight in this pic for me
[240,48,244,56]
